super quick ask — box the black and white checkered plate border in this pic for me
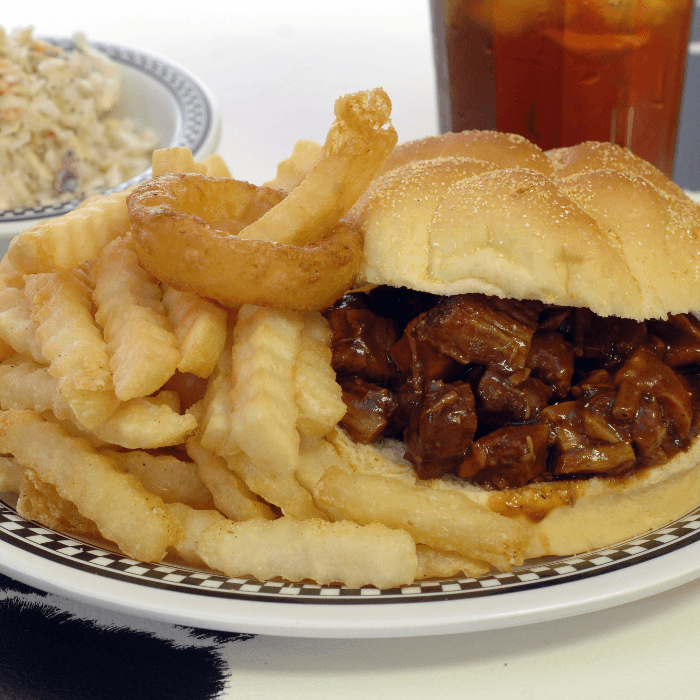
[2,498,700,605]
[0,38,215,224]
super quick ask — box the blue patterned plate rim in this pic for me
[0,498,699,605]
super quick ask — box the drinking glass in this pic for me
[431,0,694,177]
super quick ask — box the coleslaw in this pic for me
[0,27,158,210]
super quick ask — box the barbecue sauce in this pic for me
[327,289,700,491]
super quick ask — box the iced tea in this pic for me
[432,0,693,176]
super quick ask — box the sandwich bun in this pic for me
[338,131,700,560]
[349,132,700,321]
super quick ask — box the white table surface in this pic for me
[3,2,700,698]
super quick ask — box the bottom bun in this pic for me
[328,428,700,562]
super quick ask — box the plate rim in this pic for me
[2,499,700,638]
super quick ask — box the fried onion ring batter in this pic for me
[127,173,363,310]
[127,88,397,310]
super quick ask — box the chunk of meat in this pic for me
[538,306,572,334]
[649,314,700,368]
[389,314,461,384]
[526,331,575,399]
[542,395,638,477]
[610,380,642,422]
[415,294,540,372]
[326,307,400,384]
[404,380,477,479]
[542,383,670,472]
[339,378,397,444]
[614,347,692,445]
[476,367,552,426]
[392,377,422,434]
[571,308,647,368]
[459,422,550,489]
[630,397,668,466]
[541,400,589,453]
[555,443,636,476]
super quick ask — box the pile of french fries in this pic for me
[0,142,532,589]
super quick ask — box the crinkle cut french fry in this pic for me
[197,516,418,589]
[295,434,347,493]
[0,286,48,363]
[201,153,232,178]
[314,467,531,572]
[414,544,491,580]
[298,436,463,573]
[186,441,276,521]
[197,373,239,455]
[0,358,191,449]
[152,147,208,178]
[0,256,25,289]
[229,305,303,476]
[196,321,241,457]
[294,312,345,437]
[0,355,72,419]
[17,468,101,538]
[328,427,417,481]
[24,272,107,384]
[103,448,215,510]
[41,384,118,434]
[93,237,179,401]
[162,285,227,378]
[40,410,110,449]
[263,139,322,193]
[165,502,227,568]
[0,410,181,561]
[226,449,326,521]
[8,186,135,274]
[70,263,94,290]
[149,389,181,412]
[25,271,119,428]
[0,455,24,493]
[0,337,13,363]
[90,394,197,449]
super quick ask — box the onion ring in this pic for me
[127,173,363,310]
[237,88,398,246]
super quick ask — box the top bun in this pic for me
[348,132,700,320]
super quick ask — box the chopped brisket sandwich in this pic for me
[327,131,700,559]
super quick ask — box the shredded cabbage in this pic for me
[0,26,158,210]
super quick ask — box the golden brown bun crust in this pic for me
[380,131,555,177]
[349,133,700,320]
[548,140,687,201]
[329,428,700,561]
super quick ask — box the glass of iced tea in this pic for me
[432,0,694,177]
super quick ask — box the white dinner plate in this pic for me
[1,496,700,638]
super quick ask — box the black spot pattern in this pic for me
[0,573,252,700]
